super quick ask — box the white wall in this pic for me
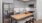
[14,0,36,8]
[36,0,42,20]
[0,0,2,23]
[14,0,25,13]
[14,0,36,12]
[2,0,13,3]
[24,1,36,8]
[14,0,25,8]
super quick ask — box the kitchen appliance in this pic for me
[29,4,34,8]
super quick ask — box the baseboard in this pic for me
[39,19,42,20]
[36,18,42,21]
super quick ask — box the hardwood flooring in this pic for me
[4,19,42,23]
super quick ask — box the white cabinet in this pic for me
[14,8,20,13]
[14,8,24,13]
[3,0,13,3]
[25,8,35,11]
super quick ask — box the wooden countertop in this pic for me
[11,13,33,20]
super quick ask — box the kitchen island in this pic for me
[11,12,34,23]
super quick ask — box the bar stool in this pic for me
[25,17,34,23]
[17,17,31,23]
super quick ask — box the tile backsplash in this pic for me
[14,8,35,13]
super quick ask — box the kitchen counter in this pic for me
[11,12,33,20]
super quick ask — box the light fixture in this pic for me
[21,0,30,2]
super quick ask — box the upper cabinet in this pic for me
[3,0,13,3]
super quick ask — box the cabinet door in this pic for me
[3,0,13,3]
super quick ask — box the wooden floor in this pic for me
[34,20,42,23]
[4,20,42,23]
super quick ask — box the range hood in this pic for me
[20,0,30,2]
